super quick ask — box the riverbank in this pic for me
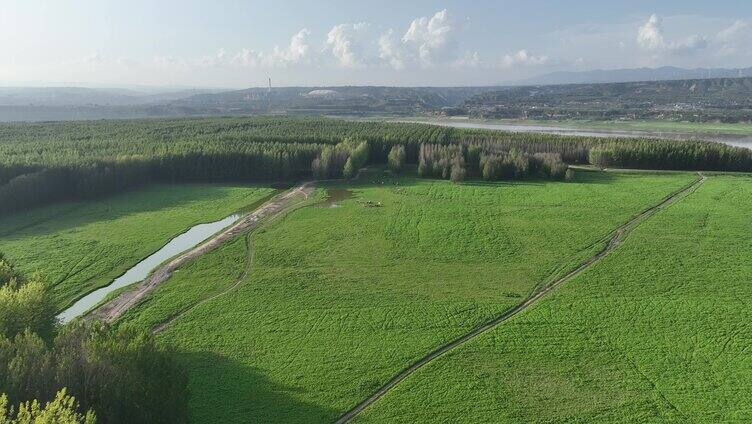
[385,117,752,149]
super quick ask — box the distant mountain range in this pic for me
[464,76,752,122]
[170,86,498,115]
[514,66,752,86]
[3,66,752,122]
[0,87,229,107]
[0,86,500,121]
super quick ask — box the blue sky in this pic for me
[2,0,752,88]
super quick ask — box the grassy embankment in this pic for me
[117,169,694,423]
[0,184,274,310]
[357,174,752,423]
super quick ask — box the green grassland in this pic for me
[117,170,695,423]
[356,174,752,423]
[0,184,274,310]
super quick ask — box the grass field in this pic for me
[0,184,275,310]
[356,174,752,423]
[116,169,695,423]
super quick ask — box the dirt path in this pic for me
[334,173,706,424]
[87,183,315,323]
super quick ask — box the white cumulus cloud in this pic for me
[401,9,454,66]
[714,20,752,56]
[501,50,549,68]
[231,48,261,67]
[325,23,370,67]
[228,29,312,68]
[637,14,710,56]
[196,48,228,67]
[716,20,750,43]
[258,28,311,67]
[378,29,406,70]
[377,9,461,69]
[637,14,665,50]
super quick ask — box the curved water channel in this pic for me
[400,119,752,149]
[57,214,240,323]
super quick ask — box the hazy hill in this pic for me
[465,76,752,122]
[516,66,752,86]
[3,76,752,122]
[172,86,500,115]
[0,87,228,107]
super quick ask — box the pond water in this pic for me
[401,119,752,150]
[57,214,240,323]
[317,188,354,208]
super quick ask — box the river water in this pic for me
[57,214,240,323]
[401,119,752,149]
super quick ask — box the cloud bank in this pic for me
[58,9,752,88]
[637,14,751,60]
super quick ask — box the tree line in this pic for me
[588,139,752,171]
[0,254,188,423]
[1,116,750,214]
[415,143,571,182]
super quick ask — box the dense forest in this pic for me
[0,254,187,423]
[1,116,750,214]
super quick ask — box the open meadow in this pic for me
[4,3,752,421]
[355,174,752,423]
[0,184,274,309]
[2,116,750,423]
[116,169,695,423]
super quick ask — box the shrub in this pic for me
[532,153,567,179]
[0,280,56,342]
[1,388,96,424]
[450,156,466,182]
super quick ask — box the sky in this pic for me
[2,0,752,89]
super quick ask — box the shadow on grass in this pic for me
[0,182,273,239]
[322,166,619,190]
[2,168,623,240]
[176,350,338,424]
[565,169,619,184]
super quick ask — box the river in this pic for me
[57,214,240,323]
[400,119,752,149]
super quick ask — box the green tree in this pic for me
[1,389,95,424]
[0,280,56,342]
[388,145,406,173]
[343,158,355,179]
[450,156,466,182]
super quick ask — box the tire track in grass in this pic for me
[86,183,315,323]
[335,173,706,423]
[151,190,314,333]
[149,174,371,332]
[151,231,255,333]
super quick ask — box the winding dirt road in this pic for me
[87,182,315,323]
[334,173,706,423]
